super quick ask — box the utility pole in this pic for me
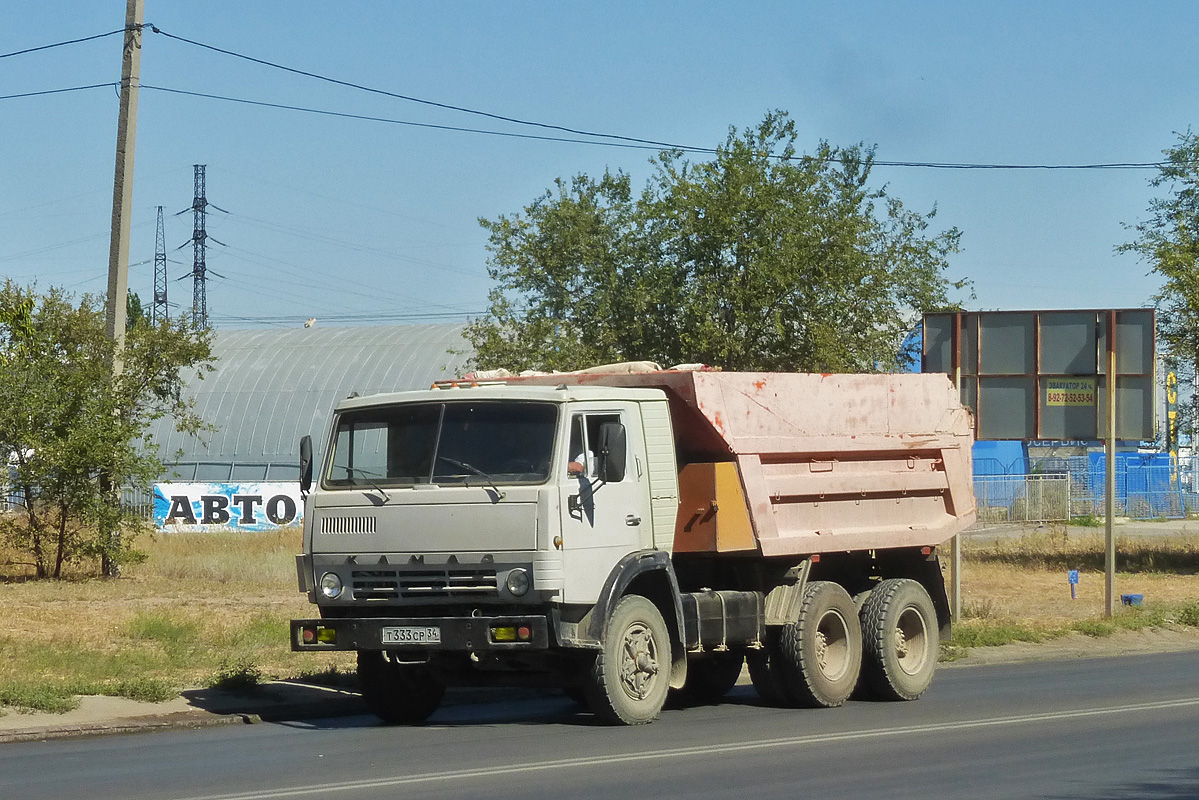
[104,0,144,364]
[101,0,144,579]
[153,205,168,324]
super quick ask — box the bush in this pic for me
[207,658,264,694]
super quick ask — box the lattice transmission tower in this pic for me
[152,205,168,324]
[190,165,209,328]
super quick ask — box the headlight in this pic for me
[319,571,344,600]
[505,568,530,597]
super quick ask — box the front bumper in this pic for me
[290,615,550,652]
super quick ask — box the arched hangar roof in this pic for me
[147,324,473,477]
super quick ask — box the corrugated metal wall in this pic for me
[143,324,474,479]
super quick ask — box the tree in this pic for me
[126,290,149,331]
[1121,130,1199,438]
[468,111,968,373]
[0,281,213,579]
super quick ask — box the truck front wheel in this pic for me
[858,578,938,700]
[777,581,863,708]
[586,594,671,725]
[357,650,445,724]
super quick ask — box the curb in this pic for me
[0,686,561,744]
[0,710,250,745]
[0,695,368,745]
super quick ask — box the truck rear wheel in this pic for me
[586,594,671,725]
[357,650,445,724]
[777,581,862,708]
[679,651,744,703]
[858,578,938,701]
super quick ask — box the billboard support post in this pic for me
[950,312,962,622]
[1105,310,1117,618]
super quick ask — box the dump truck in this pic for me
[291,368,975,725]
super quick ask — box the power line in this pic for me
[209,310,483,325]
[0,28,128,59]
[147,26,685,150]
[0,79,1174,170]
[138,85,1170,171]
[144,27,1173,172]
[0,83,117,101]
[139,84,677,154]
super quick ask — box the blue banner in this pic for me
[154,482,304,532]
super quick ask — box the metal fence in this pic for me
[3,461,297,521]
[981,454,1199,520]
[973,474,1071,523]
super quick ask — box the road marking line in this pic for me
[177,696,1199,800]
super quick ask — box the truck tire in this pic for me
[679,651,744,704]
[746,631,796,707]
[357,650,445,724]
[777,581,862,708]
[858,578,938,701]
[585,594,671,725]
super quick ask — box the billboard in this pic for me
[154,482,303,532]
[923,309,1155,441]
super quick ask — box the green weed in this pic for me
[950,622,1060,649]
[290,664,357,689]
[207,658,264,694]
[1172,601,1199,627]
[0,683,80,714]
[1072,620,1115,637]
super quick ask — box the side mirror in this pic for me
[596,422,627,483]
[299,435,313,494]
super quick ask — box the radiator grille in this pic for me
[351,568,498,600]
[320,516,376,534]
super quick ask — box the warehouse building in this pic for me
[145,323,474,483]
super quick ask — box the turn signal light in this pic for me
[302,626,337,645]
[491,626,517,642]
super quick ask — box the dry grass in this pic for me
[0,527,353,713]
[960,529,1199,623]
[949,528,1199,655]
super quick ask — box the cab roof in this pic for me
[334,382,666,412]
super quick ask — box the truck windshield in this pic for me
[325,401,557,487]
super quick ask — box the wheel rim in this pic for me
[619,621,661,701]
[893,605,929,676]
[814,610,852,681]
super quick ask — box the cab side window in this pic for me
[568,412,623,481]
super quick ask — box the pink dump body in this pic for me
[513,370,976,557]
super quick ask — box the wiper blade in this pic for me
[436,456,505,500]
[331,463,390,503]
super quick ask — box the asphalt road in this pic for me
[4,651,1199,800]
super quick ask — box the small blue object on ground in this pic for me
[1121,593,1144,606]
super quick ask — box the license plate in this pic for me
[382,626,441,645]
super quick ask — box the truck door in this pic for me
[560,406,650,604]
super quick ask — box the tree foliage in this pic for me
[0,281,213,578]
[468,111,967,373]
[1121,130,1199,435]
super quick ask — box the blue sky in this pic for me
[2,1,1196,329]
